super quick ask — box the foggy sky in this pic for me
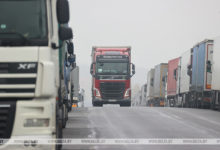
[69,0,220,106]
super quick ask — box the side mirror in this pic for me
[67,42,74,54]
[68,54,75,64]
[57,0,70,24]
[59,27,73,41]
[162,76,166,82]
[131,63,135,76]
[150,78,154,86]
[187,65,192,76]
[90,63,94,75]
[207,60,212,73]
[173,69,177,80]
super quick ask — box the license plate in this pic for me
[108,99,117,102]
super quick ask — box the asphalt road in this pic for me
[62,106,220,150]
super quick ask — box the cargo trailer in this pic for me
[189,39,213,108]
[176,50,191,107]
[71,66,80,107]
[211,36,220,110]
[139,84,147,106]
[146,69,155,106]
[151,63,168,106]
[167,57,180,107]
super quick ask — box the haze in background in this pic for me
[69,0,220,107]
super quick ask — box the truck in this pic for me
[0,0,73,149]
[146,69,155,106]
[78,89,85,107]
[151,63,168,107]
[71,66,80,107]
[211,36,220,110]
[140,84,147,106]
[188,40,213,108]
[166,57,180,107]
[176,49,191,107]
[90,47,135,107]
[63,42,76,112]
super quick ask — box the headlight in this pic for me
[124,88,131,98]
[73,97,79,101]
[24,118,49,127]
[94,88,101,97]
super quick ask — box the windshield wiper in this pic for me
[0,32,29,46]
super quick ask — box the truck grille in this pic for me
[0,101,16,139]
[100,82,125,99]
[0,62,37,98]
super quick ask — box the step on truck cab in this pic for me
[90,47,135,107]
[0,0,73,149]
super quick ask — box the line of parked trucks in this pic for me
[0,0,83,150]
[140,37,220,110]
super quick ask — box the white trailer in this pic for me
[152,63,168,106]
[176,49,191,107]
[140,84,147,106]
[71,66,80,105]
[211,36,220,110]
[146,69,155,106]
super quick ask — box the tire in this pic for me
[120,101,131,107]
[56,106,63,150]
[62,105,67,128]
[69,85,74,112]
[93,102,103,107]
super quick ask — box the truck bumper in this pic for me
[0,99,56,150]
[0,135,55,150]
[93,98,131,105]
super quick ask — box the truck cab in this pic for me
[0,0,72,149]
[90,47,135,107]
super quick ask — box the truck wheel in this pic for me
[62,105,67,128]
[93,103,103,107]
[56,116,63,150]
[120,102,131,107]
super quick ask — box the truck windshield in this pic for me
[0,0,48,46]
[96,62,129,75]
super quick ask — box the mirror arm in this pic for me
[51,42,63,50]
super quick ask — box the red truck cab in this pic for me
[90,47,135,107]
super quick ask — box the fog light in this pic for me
[24,140,30,147]
[31,140,38,147]
[24,119,49,127]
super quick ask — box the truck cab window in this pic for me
[0,0,48,46]
[96,62,128,75]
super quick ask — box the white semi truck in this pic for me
[0,0,73,149]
